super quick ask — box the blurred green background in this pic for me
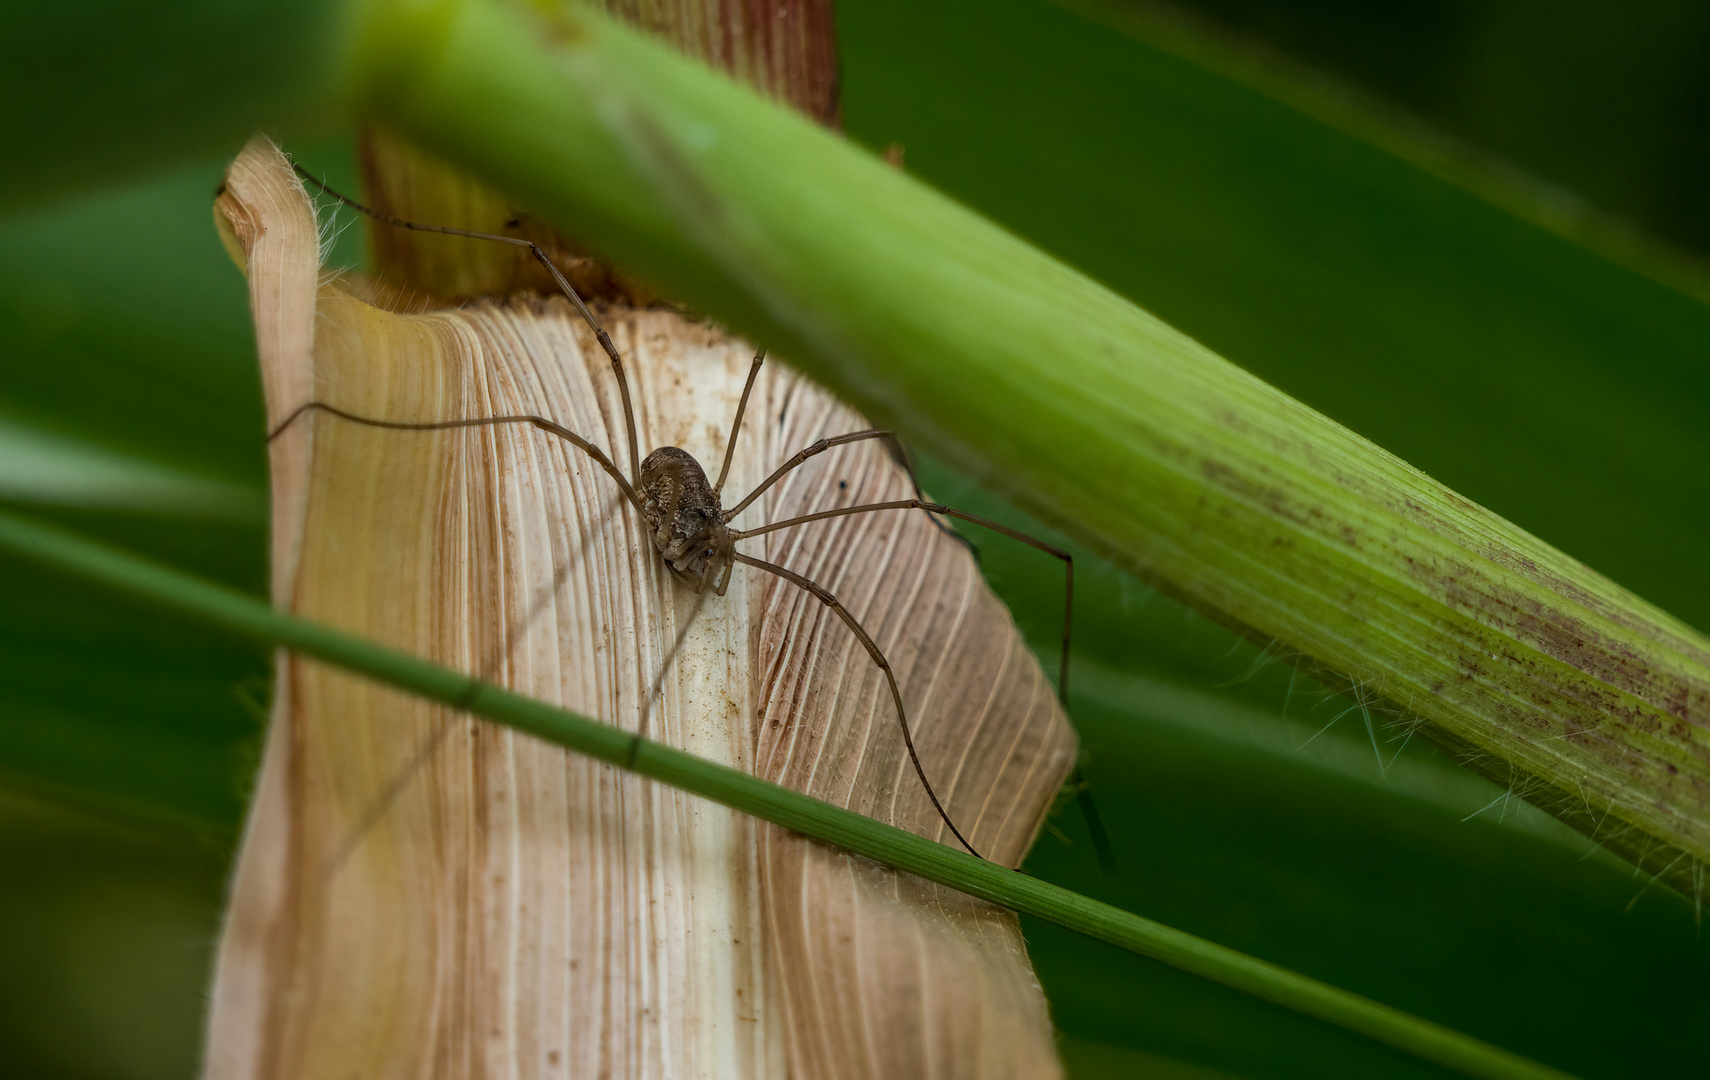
[2,0,1707,1076]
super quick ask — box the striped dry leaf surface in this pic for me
[204,138,1075,1080]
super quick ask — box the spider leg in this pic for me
[878,433,980,560]
[733,551,981,858]
[713,350,766,497]
[290,158,643,484]
[638,589,713,743]
[724,428,893,520]
[285,401,642,875]
[736,499,1072,701]
[737,497,1119,873]
[269,402,643,513]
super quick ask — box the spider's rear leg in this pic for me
[733,551,982,858]
[879,433,982,562]
[736,495,1119,872]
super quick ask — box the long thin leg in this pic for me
[725,425,970,556]
[740,495,1117,872]
[735,498,1073,705]
[724,429,893,521]
[323,483,624,880]
[269,401,643,514]
[713,350,765,497]
[878,432,980,558]
[733,551,981,858]
[639,589,713,742]
[290,159,643,483]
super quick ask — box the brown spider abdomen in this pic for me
[639,446,735,591]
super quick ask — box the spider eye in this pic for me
[703,548,715,558]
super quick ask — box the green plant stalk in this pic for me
[0,508,1573,1080]
[344,0,1710,896]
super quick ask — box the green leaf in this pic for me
[0,0,348,211]
[0,139,360,832]
[0,507,1577,1080]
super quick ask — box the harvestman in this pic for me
[277,161,1085,861]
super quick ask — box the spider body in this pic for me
[639,446,736,596]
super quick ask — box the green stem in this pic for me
[347,0,1710,898]
[0,509,1573,1080]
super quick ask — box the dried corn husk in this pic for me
[204,136,1076,1080]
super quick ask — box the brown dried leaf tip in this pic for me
[204,136,1077,1079]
